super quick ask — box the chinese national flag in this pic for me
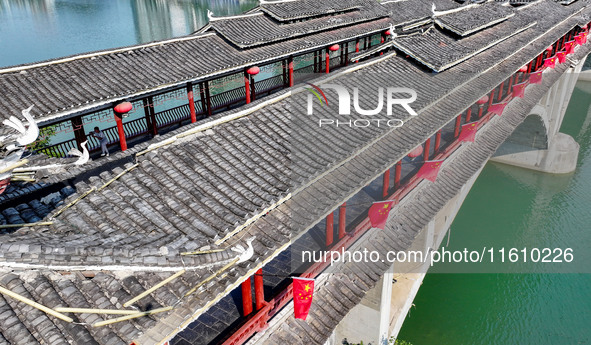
[575,34,586,46]
[556,50,567,64]
[459,122,478,142]
[530,71,543,84]
[565,41,575,55]
[488,102,508,116]
[417,160,443,182]
[543,57,556,69]
[512,82,527,98]
[368,200,395,229]
[293,277,315,320]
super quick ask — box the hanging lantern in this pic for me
[114,102,133,114]
[408,145,423,158]
[519,65,528,73]
[385,29,392,35]
[328,44,340,52]
[246,66,260,75]
[546,46,553,52]
[477,95,489,105]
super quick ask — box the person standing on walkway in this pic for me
[90,127,109,157]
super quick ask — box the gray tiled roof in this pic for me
[0,0,588,344]
[435,1,516,36]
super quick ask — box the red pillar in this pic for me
[338,203,346,239]
[325,49,330,74]
[244,73,251,104]
[382,169,390,198]
[423,138,431,162]
[497,81,505,102]
[434,129,442,154]
[254,269,264,311]
[394,161,402,189]
[477,105,484,119]
[507,74,515,95]
[465,108,472,123]
[355,39,360,52]
[288,57,294,87]
[113,112,127,151]
[187,83,196,123]
[488,90,494,107]
[454,114,462,138]
[326,213,334,247]
[241,278,253,316]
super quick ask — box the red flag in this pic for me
[417,160,443,182]
[293,277,315,320]
[530,71,543,84]
[575,34,585,46]
[583,32,588,44]
[368,200,395,229]
[488,102,508,116]
[556,50,567,64]
[565,41,575,55]
[458,122,478,142]
[512,82,527,98]
[543,57,556,69]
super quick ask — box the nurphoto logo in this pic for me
[305,83,418,128]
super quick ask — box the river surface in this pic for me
[1,1,590,344]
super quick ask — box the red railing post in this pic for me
[382,169,390,198]
[434,129,442,154]
[326,213,334,247]
[497,81,505,101]
[488,90,495,107]
[423,138,431,161]
[187,82,197,123]
[113,110,127,152]
[241,278,253,316]
[394,161,402,189]
[325,48,330,74]
[338,203,346,239]
[255,269,264,311]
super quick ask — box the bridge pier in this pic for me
[491,54,589,174]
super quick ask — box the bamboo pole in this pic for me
[0,222,53,229]
[92,306,173,327]
[123,270,185,307]
[0,159,29,174]
[55,307,140,315]
[184,257,239,297]
[180,248,225,256]
[0,286,73,322]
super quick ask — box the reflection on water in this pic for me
[0,0,258,67]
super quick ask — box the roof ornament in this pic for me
[67,141,90,166]
[389,23,397,41]
[207,9,214,21]
[1,105,38,152]
[232,236,255,263]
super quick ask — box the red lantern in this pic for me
[114,102,133,114]
[328,44,340,52]
[546,46,553,52]
[408,145,423,158]
[519,66,528,73]
[477,95,489,105]
[246,66,260,75]
[385,30,392,35]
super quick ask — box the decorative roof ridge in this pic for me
[206,9,264,22]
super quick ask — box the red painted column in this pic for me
[187,83,197,123]
[244,73,251,104]
[434,129,442,154]
[454,114,462,138]
[288,57,294,87]
[423,138,431,161]
[488,90,494,107]
[382,169,390,198]
[325,49,330,74]
[338,203,346,239]
[477,104,484,119]
[507,74,515,95]
[497,81,505,101]
[326,213,334,247]
[113,111,127,151]
[254,269,264,311]
[355,40,360,52]
[394,161,402,189]
[465,108,472,123]
[241,278,253,316]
